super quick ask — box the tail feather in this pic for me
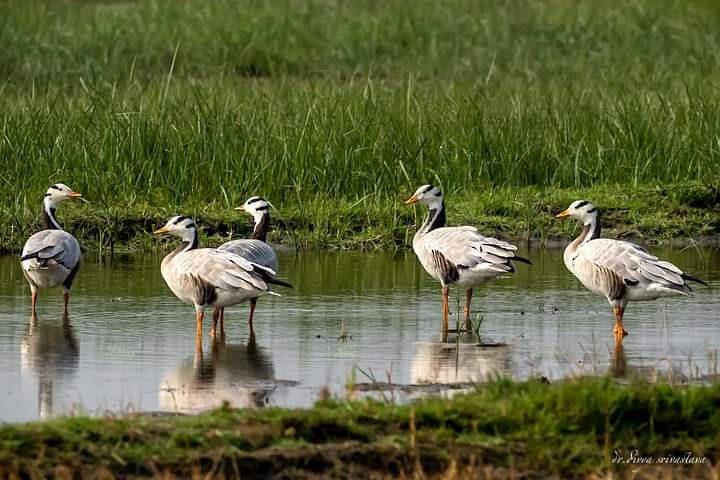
[268,277,293,288]
[682,273,708,287]
[251,264,293,288]
[512,255,532,265]
[21,252,50,267]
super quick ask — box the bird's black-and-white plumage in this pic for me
[215,196,290,336]
[20,184,83,314]
[556,200,707,337]
[405,184,530,333]
[154,215,282,340]
[406,185,529,288]
[218,197,277,271]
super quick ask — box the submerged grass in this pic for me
[0,378,718,478]
[1,0,719,251]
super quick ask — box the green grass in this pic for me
[1,378,718,477]
[0,0,719,252]
[2,182,717,253]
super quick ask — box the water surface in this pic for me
[0,248,718,422]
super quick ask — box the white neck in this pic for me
[251,211,265,225]
[43,197,63,230]
[180,228,198,252]
[580,214,600,244]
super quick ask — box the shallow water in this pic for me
[0,247,718,422]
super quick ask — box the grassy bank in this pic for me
[1,0,720,252]
[2,182,718,253]
[1,378,717,478]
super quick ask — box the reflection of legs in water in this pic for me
[611,336,626,378]
[248,298,257,336]
[61,311,79,354]
[220,308,225,339]
[63,291,70,315]
[211,334,225,360]
[464,288,473,332]
[27,313,39,336]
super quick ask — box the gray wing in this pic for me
[170,248,273,293]
[218,239,278,271]
[21,230,81,270]
[576,239,690,293]
[422,226,520,274]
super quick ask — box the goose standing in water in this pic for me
[216,196,289,337]
[21,184,83,317]
[555,200,707,339]
[153,216,284,344]
[405,185,530,335]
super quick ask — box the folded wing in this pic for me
[422,226,520,274]
[575,239,690,295]
[218,239,278,271]
[21,231,81,271]
[171,249,275,293]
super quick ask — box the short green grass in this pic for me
[1,378,717,478]
[1,0,719,252]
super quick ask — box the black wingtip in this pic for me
[20,253,38,262]
[513,255,532,265]
[269,278,293,288]
[682,273,708,287]
[251,265,293,288]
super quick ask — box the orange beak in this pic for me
[404,195,419,205]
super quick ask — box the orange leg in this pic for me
[31,290,38,317]
[442,287,450,335]
[464,288,473,331]
[613,306,628,338]
[211,309,219,338]
[194,336,203,358]
[196,310,204,342]
[63,292,70,315]
[248,298,257,336]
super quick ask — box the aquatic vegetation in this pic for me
[0,378,717,478]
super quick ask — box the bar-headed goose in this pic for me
[153,215,284,342]
[405,184,530,334]
[216,196,290,335]
[21,184,83,316]
[556,200,707,339]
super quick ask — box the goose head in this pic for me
[44,183,82,208]
[404,184,444,210]
[555,200,598,226]
[153,215,197,240]
[235,196,270,224]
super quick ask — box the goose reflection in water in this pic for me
[607,339,690,382]
[411,335,513,384]
[159,336,282,413]
[20,313,79,419]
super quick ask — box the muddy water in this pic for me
[0,248,718,422]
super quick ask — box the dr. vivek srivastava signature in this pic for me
[612,449,707,467]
